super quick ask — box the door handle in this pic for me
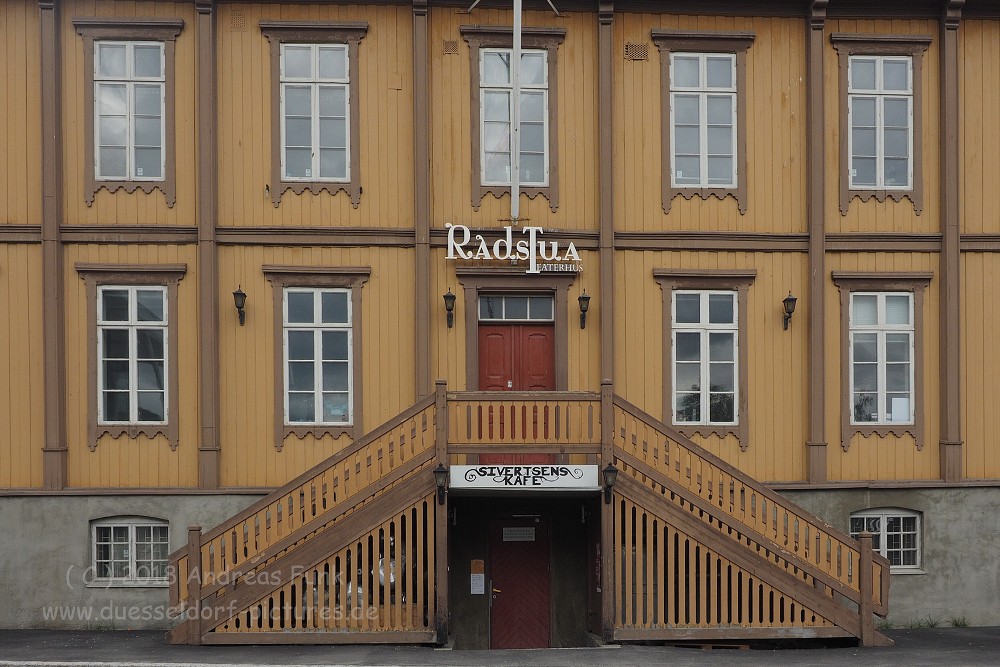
[492,588,502,593]
[506,380,513,389]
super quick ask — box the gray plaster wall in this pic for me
[0,494,263,630]
[779,486,1000,627]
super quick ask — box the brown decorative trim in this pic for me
[41,0,67,490]
[455,267,577,391]
[60,226,199,244]
[75,263,187,451]
[413,1,431,399]
[960,235,1000,252]
[262,266,370,451]
[460,25,566,212]
[806,1,829,483]
[0,226,42,243]
[653,269,755,450]
[772,479,1000,491]
[831,272,932,452]
[73,18,184,208]
[939,2,963,483]
[217,227,415,247]
[651,29,755,215]
[259,21,368,208]
[830,33,932,216]
[616,230,808,251]
[196,0,219,490]
[825,233,941,252]
[599,1,615,383]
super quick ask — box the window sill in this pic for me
[889,568,925,576]
[87,580,170,589]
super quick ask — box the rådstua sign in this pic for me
[445,223,583,274]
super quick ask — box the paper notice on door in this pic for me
[503,527,535,542]
[470,573,485,595]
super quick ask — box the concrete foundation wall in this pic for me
[779,486,1000,627]
[0,494,263,630]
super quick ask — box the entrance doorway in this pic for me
[488,518,551,649]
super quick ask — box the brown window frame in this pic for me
[263,265,370,451]
[654,269,755,450]
[76,262,187,451]
[260,21,368,208]
[830,33,932,216]
[460,25,566,213]
[651,29,754,216]
[831,271,932,451]
[74,18,184,208]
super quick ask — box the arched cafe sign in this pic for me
[450,464,599,491]
[445,223,583,274]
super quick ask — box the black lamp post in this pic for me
[443,289,457,328]
[579,291,591,329]
[233,286,247,326]
[602,463,618,504]
[433,464,449,505]
[782,292,797,330]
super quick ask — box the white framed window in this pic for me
[850,508,921,570]
[94,41,165,181]
[669,52,737,189]
[283,287,353,425]
[92,518,169,585]
[480,48,549,187]
[850,292,914,425]
[671,290,738,425]
[279,43,349,182]
[97,286,168,425]
[848,55,913,190]
[478,294,554,322]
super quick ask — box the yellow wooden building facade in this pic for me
[1,0,998,647]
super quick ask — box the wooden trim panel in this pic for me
[262,265,370,450]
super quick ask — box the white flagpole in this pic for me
[510,0,522,221]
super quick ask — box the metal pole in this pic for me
[510,0,521,220]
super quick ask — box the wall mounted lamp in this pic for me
[602,463,618,504]
[443,288,457,328]
[433,464,449,505]
[579,290,591,329]
[233,286,247,326]
[782,292,797,330]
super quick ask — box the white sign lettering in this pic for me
[445,223,583,274]
[450,464,599,491]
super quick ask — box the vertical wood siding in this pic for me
[0,244,44,487]
[63,244,200,488]
[960,20,1000,235]
[615,250,809,483]
[215,3,414,228]
[824,19,941,234]
[428,7,599,231]
[961,253,1000,479]
[615,14,807,234]
[60,0,198,226]
[217,245,416,488]
[0,1,42,227]
[825,252,940,482]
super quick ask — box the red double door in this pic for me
[478,324,554,466]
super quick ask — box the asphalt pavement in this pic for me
[0,627,998,667]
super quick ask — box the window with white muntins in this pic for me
[97,286,167,425]
[672,291,738,425]
[280,43,350,182]
[283,288,353,425]
[94,41,165,181]
[850,509,921,570]
[480,48,549,187]
[848,55,912,190]
[92,519,169,584]
[850,292,914,425]
[669,52,737,189]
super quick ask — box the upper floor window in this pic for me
[284,287,353,426]
[479,294,554,322]
[260,21,368,207]
[849,292,913,425]
[672,290,738,426]
[461,26,565,212]
[94,41,165,182]
[669,53,736,189]
[831,33,931,215]
[280,43,350,183]
[74,18,183,207]
[480,48,549,188]
[98,286,168,425]
[848,56,912,190]
[652,30,754,215]
[92,518,170,585]
[850,508,921,571]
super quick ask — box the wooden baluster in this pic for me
[858,532,875,646]
[185,525,203,644]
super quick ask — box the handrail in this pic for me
[612,395,889,616]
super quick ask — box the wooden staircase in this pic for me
[167,381,890,646]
